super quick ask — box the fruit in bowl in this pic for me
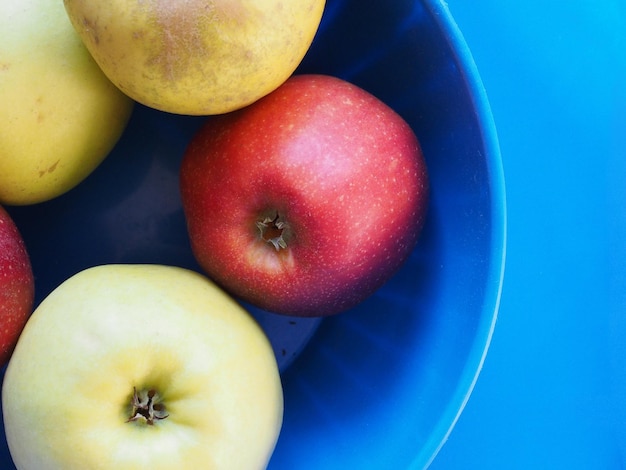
[0,1,506,469]
[63,0,326,115]
[2,264,283,470]
[0,0,133,206]
[179,74,429,317]
[0,206,34,367]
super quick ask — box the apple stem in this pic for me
[256,213,289,250]
[126,387,169,425]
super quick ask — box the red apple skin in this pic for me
[0,205,35,366]
[180,74,428,317]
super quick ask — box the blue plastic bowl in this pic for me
[2,0,505,468]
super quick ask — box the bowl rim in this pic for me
[419,0,507,467]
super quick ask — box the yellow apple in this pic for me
[2,264,283,470]
[0,0,134,206]
[63,0,326,115]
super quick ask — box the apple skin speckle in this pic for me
[0,206,35,366]
[180,74,429,317]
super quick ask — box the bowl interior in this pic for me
[1,0,505,468]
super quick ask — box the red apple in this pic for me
[180,74,428,317]
[0,205,34,366]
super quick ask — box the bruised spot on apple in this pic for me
[1,0,134,206]
[180,74,429,317]
[64,0,325,115]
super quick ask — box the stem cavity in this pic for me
[126,387,168,426]
[256,212,290,251]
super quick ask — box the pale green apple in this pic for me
[63,0,325,115]
[2,264,283,470]
[0,0,134,206]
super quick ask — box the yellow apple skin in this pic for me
[2,264,283,470]
[0,0,133,206]
[63,0,325,115]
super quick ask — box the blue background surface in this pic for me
[432,1,626,468]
